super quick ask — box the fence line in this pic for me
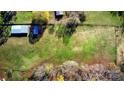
[0,23,123,28]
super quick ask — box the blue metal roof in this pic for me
[11,25,29,34]
[33,25,39,35]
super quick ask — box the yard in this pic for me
[0,11,122,80]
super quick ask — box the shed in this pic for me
[11,25,29,35]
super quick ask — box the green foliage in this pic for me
[54,47,75,63]
[32,12,49,25]
[0,15,4,24]
[15,12,32,23]
[110,47,116,61]
[55,18,79,44]
[82,36,97,61]
[78,12,86,22]
[55,24,65,38]
[84,11,122,26]
[0,12,15,45]
[48,25,55,34]
[110,11,124,17]
[12,72,22,81]
[65,18,78,34]
[28,12,49,44]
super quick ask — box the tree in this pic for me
[0,11,16,45]
[29,11,50,44]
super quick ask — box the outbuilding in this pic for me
[11,25,29,36]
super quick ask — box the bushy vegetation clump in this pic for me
[54,18,80,44]
[29,12,50,44]
[30,61,124,81]
[32,11,50,25]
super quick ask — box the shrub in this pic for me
[29,12,50,44]
[32,11,50,25]
[55,18,79,44]
[78,12,86,22]
[65,18,79,34]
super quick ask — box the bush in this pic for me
[32,11,50,25]
[30,61,124,81]
[65,18,79,35]
[55,18,79,44]
[0,27,11,45]
[78,12,86,22]
[29,12,50,44]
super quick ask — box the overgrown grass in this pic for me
[15,12,32,23]
[79,27,116,62]
[15,11,122,26]
[0,28,117,80]
[84,11,122,26]
[0,11,120,80]
[53,46,76,63]
[81,36,98,61]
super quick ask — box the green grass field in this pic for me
[15,11,122,25]
[84,11,122,26]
